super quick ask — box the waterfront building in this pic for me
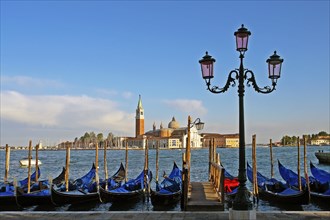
[202,133,239,148]
[126,96,202,149]
[311,135,330,146]
[55,96,237,149]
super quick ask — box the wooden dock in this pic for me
[181,121,225,211]
[186,182,224,211]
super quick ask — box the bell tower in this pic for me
[135,95,144,137]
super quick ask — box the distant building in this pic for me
[126,96,202,149]
[311,136,330,146]
[202,133,239,148]
[135,95,144,138]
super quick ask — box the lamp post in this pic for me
[199,24,283,210]
[186,116,204,186]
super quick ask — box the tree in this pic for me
[292,136,298,144]
[318,131,329,136]
[97,133,104,143]
[281,131,329,146]
[74,137,78,148]
[281,135,292,145]
[89,132,96,144]
[106,132,114,147]
[81,132,91,147]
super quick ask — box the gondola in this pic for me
[278,160,330,204]
[0,168,41,207]
[99,163,126,192]
[99,168,152,203]
[99,162,126,203]
[223,168,239,198]
[247,162,309,204]
[51,163,100,205]
[16,167,66,207]
[150,162,182,206]
[310,161,330,184]
[0,182,16,207]
[309,162,330,203]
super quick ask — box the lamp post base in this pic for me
[232,186,253,210]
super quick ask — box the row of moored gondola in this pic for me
[0,162,182,209]
[215,161,329,207]
[246,161,330,206]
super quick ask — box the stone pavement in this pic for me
[0,211,329,220]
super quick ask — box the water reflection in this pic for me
[109,200,143,211]
[67,201,100,211]
[255,199,303,211]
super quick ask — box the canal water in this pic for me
[1,145,329,211]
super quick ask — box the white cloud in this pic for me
[94,89,132,99]
[1,75,63,88]
[95,88,119,96]
[122,91,133,99]
[1,91,134,137]
[163,99,207,115]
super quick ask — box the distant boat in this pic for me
[19,158,42,167]
[315,151,330,164]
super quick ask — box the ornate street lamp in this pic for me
[199,24,283,210]
[234,24,251,53]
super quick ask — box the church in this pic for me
[126,95,203,149]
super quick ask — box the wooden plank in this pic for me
[186,182,224,211]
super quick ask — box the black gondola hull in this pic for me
[150,189,181,206]
[51,185,100,205]
[0,195,17,208]
[311,191,330,203]
[99,186,143,203]
[16,191,52,207]
[257,187,310,205]
[15,167,66,207]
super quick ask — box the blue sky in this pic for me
[1,1,329,146]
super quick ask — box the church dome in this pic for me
[168,117,180,129]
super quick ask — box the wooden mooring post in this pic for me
[252,135,259,203]
[143,139,150,202]
[155,140,159,184]
[125,140,128,182]
[104,140,108,190]
[65,142,71,192]
[269,138,274,178]
[181,152,188,210]
[4,144,10,183]
[303,136,311,202]
[297,137,302,191]
[95,142,99,192]
[35,142,39,182]
[27,140,32,194]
